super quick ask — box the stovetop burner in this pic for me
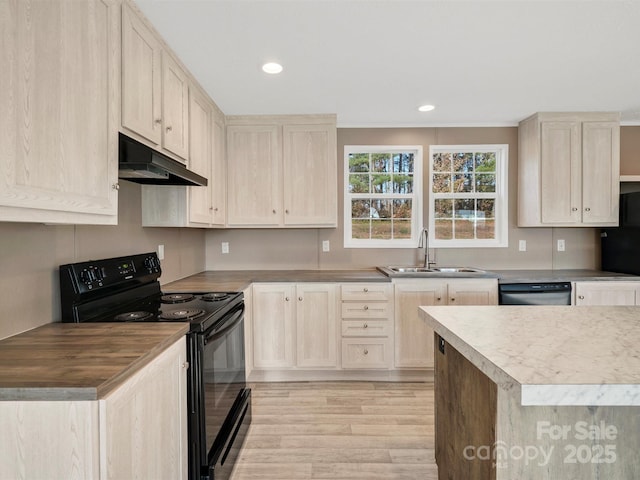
[161,293,195,304]
[114,311,154,321]
[201,292,231,302]
[159,308,205,321]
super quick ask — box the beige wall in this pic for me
[0,182,205,340]
[206,126,603,271]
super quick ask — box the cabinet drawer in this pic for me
[341,284,392,301]
[341,320,390,337]
[341,302,390,319]
[341,339,390,369]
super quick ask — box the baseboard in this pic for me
[248,368,434,383]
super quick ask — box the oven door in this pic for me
[196,303,251,480]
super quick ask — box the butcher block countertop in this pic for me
[0,323,188,401]
[162,269,390,292]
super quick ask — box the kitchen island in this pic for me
[419,305,640,480]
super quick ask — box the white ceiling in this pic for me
[136,0,640,127]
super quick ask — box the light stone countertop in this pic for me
[419,305,640,406]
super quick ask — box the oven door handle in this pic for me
[203,304,245,344]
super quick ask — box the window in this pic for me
[429,144,508,248]
[344,146,422,248]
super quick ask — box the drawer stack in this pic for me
[340,283,393,369]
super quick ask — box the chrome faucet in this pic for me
[418,228,435,268]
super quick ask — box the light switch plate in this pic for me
[557,239,565,252]
[157,244,165,260]
[518,240,526,252]
[221,242,229,254]
[322,240,330,252]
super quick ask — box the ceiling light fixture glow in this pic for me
[262,62,283,74]
[418,104,435,112]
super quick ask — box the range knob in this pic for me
[144,256,160,272]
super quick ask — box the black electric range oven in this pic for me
[59,252,251,480]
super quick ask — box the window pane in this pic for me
[435,219,452,239]
[454,199,475,218]
[454,219,474,239]
[434,199,453,218]
[371,199,391,219]
[475,152,496,172]
[453,174,473,192]
[372,153,391,172]
[477,199,495,219]
[371,220,392,239]
[351,199,370,219]
[393,220,412,239]
[349,174,370,193]
[477,219,495,239]
[352,219,370,239]
[371,174,392,193]
[475,173,496,193]
[393,174,413,194]
[393,153,414,173]
[432,173,451,193]
[433,153,451,172]
[392,199,412,218]
[452,153,473,173]
[349,153,370,173]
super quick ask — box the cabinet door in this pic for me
[188,88,212,225]
[252,284,295,368]
[227,125,281,226]
[121,3,162,145]
[394,281,446,369]
[540,121,582,224]
[574,282,638,306]
[0,0,118,224]
[161,52,189,160]
[581,122,620,225]
[296,284,338,368]
[447,279,498,305]
[211,112,227,225]
[282,124,337,226]
[102,338,187,480]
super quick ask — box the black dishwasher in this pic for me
[498,282,572,305]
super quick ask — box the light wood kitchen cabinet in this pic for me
[518,112,620,227]
[340,283,393,370]
[140,96,226,228]
[226,115,337,228]
[0,338,187,479]
[574,281,640,305]
[121,3,189,161]
[251,283,338,369]
[0,0,119,224]
[394,279,498,369]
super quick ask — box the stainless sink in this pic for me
[379,265,489,276]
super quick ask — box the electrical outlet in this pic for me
[221,242,229,254]
[557,239,565,252]
[157,244,165,260]
[322,240,330,252]
[518,240,526,252]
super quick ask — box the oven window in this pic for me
[202,313,246,452]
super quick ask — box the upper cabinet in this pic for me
[0,0,119,224]
[121,3,189,162]
[518,112,620,227]
[226,115,338,228]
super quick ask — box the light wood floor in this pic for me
[231,381,438,480]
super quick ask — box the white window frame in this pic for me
[344,145,423,248]
[428,144,508,248]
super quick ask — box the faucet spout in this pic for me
[418,228,434,268]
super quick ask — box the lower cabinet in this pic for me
[252,283,338,369]
[574,281,640,305]
[394,279,498,369]
[0,338,188,480]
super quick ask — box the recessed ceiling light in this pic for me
[418,104,435,112]
[262,62,283,74]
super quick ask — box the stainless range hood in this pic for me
[118,133,208,186]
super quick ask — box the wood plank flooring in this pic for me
[231,381,437,480]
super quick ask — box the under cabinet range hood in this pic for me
[118,133,207,186]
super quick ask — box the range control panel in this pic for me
[60,252,162,295]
